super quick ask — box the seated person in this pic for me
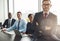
[26,14,34,41]
[2,11,27,41]
[2,12,16,28]
[26,14,34,34]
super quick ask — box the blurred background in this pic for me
[0,0,60,25]
[0,0,60,41]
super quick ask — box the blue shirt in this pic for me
[7,19,27,33]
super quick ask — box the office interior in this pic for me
[0,0,60,41]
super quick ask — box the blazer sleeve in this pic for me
[7,21,16,32]
[3,19,8,28]
[33,13,38,29]
[32,13,39,34]
[11,19,16,26]
[53,15,57,27]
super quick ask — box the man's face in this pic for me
[42,1,51,12]
[29,15,34,22]
[8,13,12,19]
[17,13,22,19]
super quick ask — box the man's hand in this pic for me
[28,34,32,36]
[1,28,7,32]
[45,26,51,31]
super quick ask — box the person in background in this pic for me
[26,14,34,41]
[2,12,16,28]
[33,0,57,41]
[26,14,34,34]
[2,11,27,41]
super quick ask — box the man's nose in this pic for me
[45,5,48,7]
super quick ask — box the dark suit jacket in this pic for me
[33,11,57,41]
[3,19,16,28]
[26,22,34,34]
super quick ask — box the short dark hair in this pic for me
[17,11,22,14]
[42,0,51,3]
[28,14,33,18]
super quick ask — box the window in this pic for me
[9,0,38,19]
[50,0,60,25]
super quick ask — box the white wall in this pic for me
[0,0,4,23]
[0,0,38,24]
[9,0,38,19]
[38,0,42,12]
[50,0,60,25]
[9,0,14,15]
[0,0,8,24]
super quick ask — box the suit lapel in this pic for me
[47,12,52,18]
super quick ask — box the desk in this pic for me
[0,29,31,41]
[0,29,15,41]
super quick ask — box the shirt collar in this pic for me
[43,11,49,15]
[9,18,12,20]
[18,18,21,21]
